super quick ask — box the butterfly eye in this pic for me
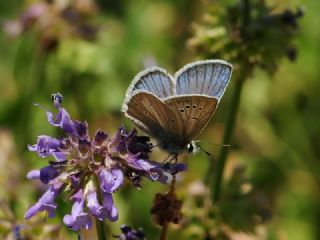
[187,143,194,153]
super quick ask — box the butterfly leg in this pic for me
[163,153,179,175]
[163,153,178,164]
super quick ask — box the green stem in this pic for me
[212,77,244,202]
[95,179,107,240]
[96,218,107,240]
[210,0,251,203]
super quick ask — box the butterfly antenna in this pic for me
[162,153,178,164]
[195,140,231,148]
[198,145,212,157]
[215,144,231,148]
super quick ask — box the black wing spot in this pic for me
[186,105,190,108]
[193,105,197,108]
[171,119,175,122]
[204,110,207,113]
[144,111,148,114]
[179,109,185,113]
[199,107,203,110]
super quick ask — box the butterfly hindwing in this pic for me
[164,95,218,142]
[124,91,184,141]
[174,60,232,101]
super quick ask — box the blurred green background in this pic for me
[0,0,319,239]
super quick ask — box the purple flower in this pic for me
[47,108,76,134]
[100,192,118,221]
[94,130,108,145]
[39,166,59,184]
[75,121,89,139]
[63,199,92,231]
[3,20,22,37]
[86,189,101,217]
[25,93,185,231]
[86,186,118,221]
[28,135,64,159]
[99,168,124,193]
[25,182,62,219]
[113,225,145,240]
[20,3,47,29]
[27,170,40,180]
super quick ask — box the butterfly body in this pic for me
[122,60,233,155]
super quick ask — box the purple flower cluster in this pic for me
[3,0,98,52]
[25,93,186,231]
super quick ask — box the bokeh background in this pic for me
[0,0,319,239]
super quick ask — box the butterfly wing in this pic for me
[124,67,175,99]
[174,60,232,101]
[122,59,233,153]
[164,95,218,142]
[123,91,184,143]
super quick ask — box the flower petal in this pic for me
[99,168,123,193]
[47,108,76,134]
[64,199,92,231]
[28,135,62,159]
[101,192,118,221]
[39,166,58,184]
[24,183,62,219]
[87,190,101,217]
[27,170,40,180]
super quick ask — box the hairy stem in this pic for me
[96,218,107,240]
[159,222,169,240]
[212,77,244,201]
[210,0,251,203]
[158,176,176,240]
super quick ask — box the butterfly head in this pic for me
[160,138,198,155]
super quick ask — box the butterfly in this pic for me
[122,59,233,156]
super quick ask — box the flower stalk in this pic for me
[159,222,169,240]
[160,175,181,240]
[211,0,251,202]
[95,179,107,240]
[211,76,245,202]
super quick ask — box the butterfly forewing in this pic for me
[164,95,218,142]
[175,60,232,101]
[124,91,184,141]
[126,68,174,99]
